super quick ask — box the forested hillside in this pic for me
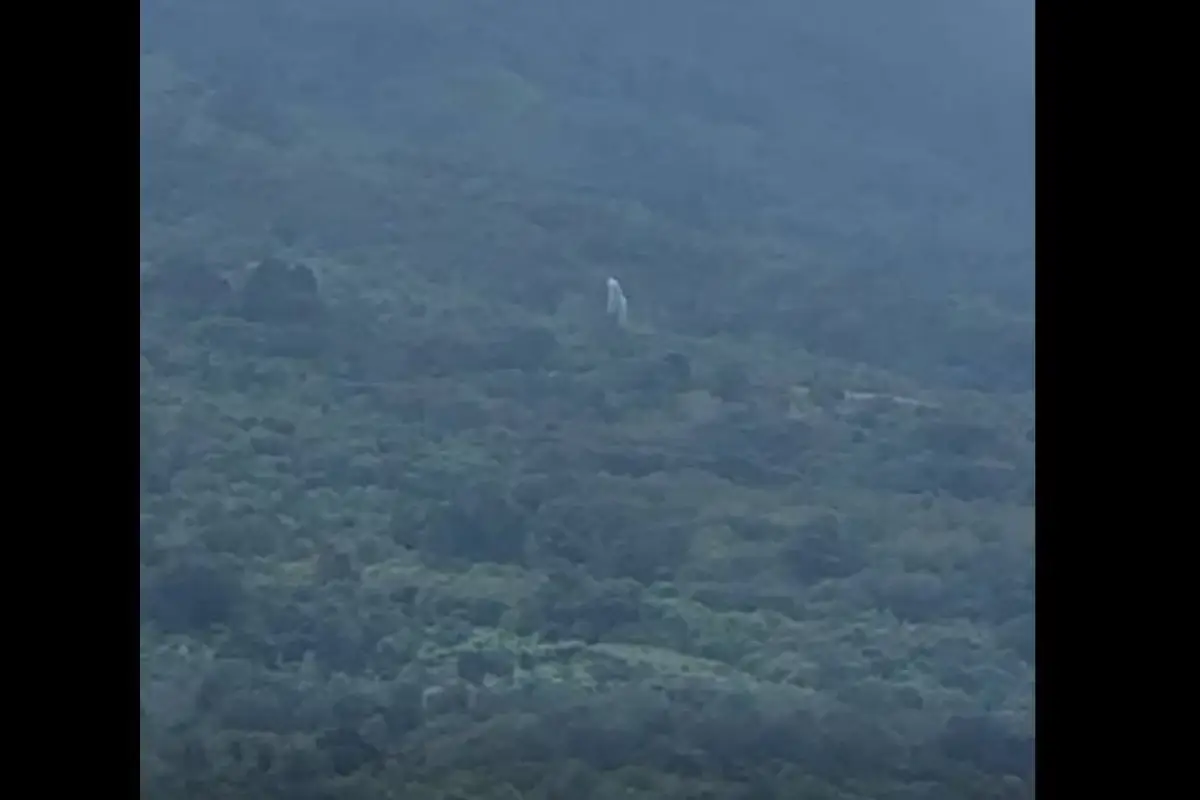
[140,1,1035,798]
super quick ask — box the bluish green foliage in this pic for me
[141,2,1033,797]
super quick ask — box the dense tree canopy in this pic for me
[141,1,1034,797]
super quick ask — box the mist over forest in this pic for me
[140,1,1034,797]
